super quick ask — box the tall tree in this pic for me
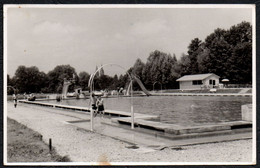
[143,50,179,89]
[111,74,119,90]
[7,74,16,94]
[228,42,252,83]
[226,22,252,83]
[78,71,90,90]
[197,44,210,73]
[178,53,191,76]
[203,28,230,79]
[131,58,145,80]
[13,66,47,93]
[47,65,77,93]
[187,38,202,74]
[95,75,113,90]
[202,22,252,83]
[226,21,252,46]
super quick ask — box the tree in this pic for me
[178,53,191,76]
[47,65,77,93]
[7,74,16,94]
[228,42,252,84]
[204,29,231,79]
[226,21,252,46]
[95,75,113,90]
[188,38,202,55]
[111,74,119,90]
[202,22,252,84]
[78,71,90,90]
[197,44,210,73]
[226,22,252,84]
[187,38,202,74]
[117,74,129,89]
[131,58,145,80]
[143,50,179,89]
[13,66,47,93]
[7,74,14,88]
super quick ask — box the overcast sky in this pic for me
[6,5,253,77]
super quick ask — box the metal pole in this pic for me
[87,63,133,131]
[131,80,134,129]
[90,108,93,131]
[90,81,94,132]
[153,81,157,92]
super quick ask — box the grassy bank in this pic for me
[7,118,71,163]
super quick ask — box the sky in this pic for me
[6,5,253,77]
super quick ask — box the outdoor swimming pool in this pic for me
[46,96,252,126]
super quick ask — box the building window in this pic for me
[209,79,216,85]
[192,80,203,85]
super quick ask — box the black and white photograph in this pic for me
[4,4,256,165]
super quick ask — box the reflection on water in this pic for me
[48,96,252,126]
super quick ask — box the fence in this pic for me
[225,84,252,88]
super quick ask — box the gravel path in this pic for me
[6,102,254,164]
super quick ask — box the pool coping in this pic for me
[19,92,252,102]
[111,117,252,135]
[18,100,159,119]
[150,93,252,97]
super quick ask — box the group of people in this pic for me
[110,87,126,96]
[90,93,105,117]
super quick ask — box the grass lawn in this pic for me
[7,118,71,163]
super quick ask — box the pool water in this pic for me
[47,96,252,126]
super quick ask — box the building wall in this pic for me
[203,75,220,87]
[179,74,220,90]
[179,81,201,90]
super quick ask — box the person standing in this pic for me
[13,94,17,108]
[90,93,97,117]
[97,96,105,117]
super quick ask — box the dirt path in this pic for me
[6,102,254,164]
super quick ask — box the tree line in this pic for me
[7,21,252,94]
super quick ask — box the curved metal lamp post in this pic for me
[88,63,134,131]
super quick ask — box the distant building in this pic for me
[176,73,220,90]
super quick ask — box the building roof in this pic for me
[176,73,219,81]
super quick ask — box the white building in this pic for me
[176,73,220,90]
